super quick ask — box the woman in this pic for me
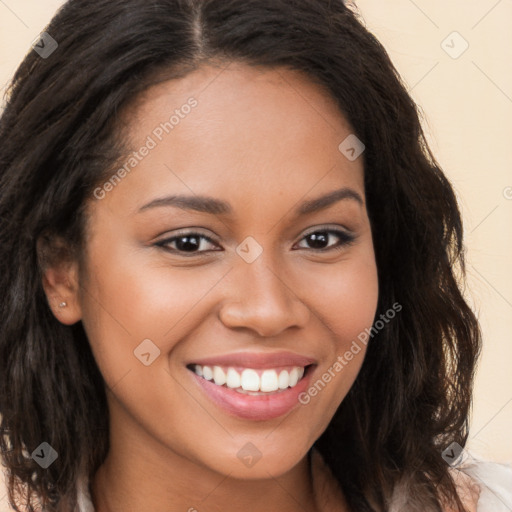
[0,0,510,511]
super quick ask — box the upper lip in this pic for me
[188,351,316,369]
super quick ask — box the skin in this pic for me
[42,62,379,512]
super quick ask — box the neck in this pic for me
[92,453,319,512]
[90,405,321,512]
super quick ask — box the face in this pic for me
[47,62,378,480]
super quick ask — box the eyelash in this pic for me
[155,227,356,257]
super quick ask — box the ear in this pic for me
[37,235,83,325]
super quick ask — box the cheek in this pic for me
[296,250,379,429]
[78,236,233,382]
[77,245,233,438]
[308,250,379,349]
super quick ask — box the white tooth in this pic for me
[213,366,226,386]
[194,365,203,377]
[278,370,290,389]
[297,367,305,381]
[226,368,241,388]
[235,388,262,395]
[288,367,300,387]
[240,369,260,391]
[202,365,213,381]
[260,370,279,392]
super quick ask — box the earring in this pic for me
[58,301,68,308]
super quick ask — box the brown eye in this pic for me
[295,229,356,252]
[156,231,220,255]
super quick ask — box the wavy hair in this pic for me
[0,0,481,510]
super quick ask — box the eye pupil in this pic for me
[176,235,200,252]
[307,232,328,249]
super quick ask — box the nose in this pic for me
[218,256,311,338]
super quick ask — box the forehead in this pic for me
[93,62,365,219]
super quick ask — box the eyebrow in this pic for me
[137,186,364,217]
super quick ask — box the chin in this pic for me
[202,439,309,480]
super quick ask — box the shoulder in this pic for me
[0,470,15,512]
[388,457,512,512]
[0,469,94,512]
[450,458,512,512]
[311,447,512,512]
[444,464,481,512]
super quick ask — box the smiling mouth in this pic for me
[186,364,312,395]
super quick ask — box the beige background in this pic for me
[1,0,511,509]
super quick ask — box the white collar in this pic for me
[76,472,95,512]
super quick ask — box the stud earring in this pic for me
[58,301,68,308]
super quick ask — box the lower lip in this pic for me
[190,367,314,421]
